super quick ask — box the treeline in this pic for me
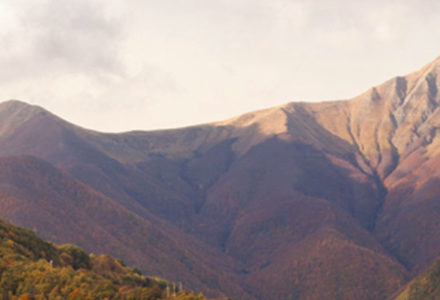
[0,219,217,300]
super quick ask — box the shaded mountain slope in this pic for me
[0,156,250,299]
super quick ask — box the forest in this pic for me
[0,218,217,300]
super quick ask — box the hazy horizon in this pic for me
[1,0,440,132]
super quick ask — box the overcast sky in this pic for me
[1,0,440,132]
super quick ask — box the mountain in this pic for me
[0,217,211,299]
[0,155,248,299]
[1,57,440,299]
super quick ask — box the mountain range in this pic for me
[1,57,440,299]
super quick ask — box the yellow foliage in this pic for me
[68,289,80,300]
[18,294,29,300]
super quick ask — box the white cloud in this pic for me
[0,0,124,80]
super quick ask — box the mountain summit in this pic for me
[1,58,440,299]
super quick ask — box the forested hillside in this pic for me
[0,218,213,300]
[393,257,440,300]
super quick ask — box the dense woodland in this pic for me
[0,219,216,300]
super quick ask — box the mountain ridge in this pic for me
[2,57,440,299]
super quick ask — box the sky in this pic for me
[1,0,440,132]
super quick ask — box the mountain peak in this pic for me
[0,100,49,118]
[0,100,51,138]
[1,99,44,111]
[430,55,440,66]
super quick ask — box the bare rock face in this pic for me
[1,57,440,299]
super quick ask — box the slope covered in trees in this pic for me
[0,218,212,300]
[393,257,440,300]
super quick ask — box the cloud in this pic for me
[30,0,122,73]
[0,0,124,82]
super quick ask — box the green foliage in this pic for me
[0,219,212,300]
[59,244,90,270]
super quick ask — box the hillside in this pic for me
[0,156,249,299]
[0,218,210,299]
[1,57,440,299]
[393,257,440,300]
